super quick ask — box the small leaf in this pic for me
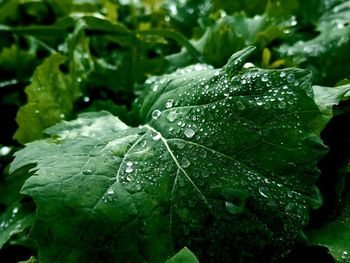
[14,53,73,144]
[307,192,350,263]
[166,247,199,263]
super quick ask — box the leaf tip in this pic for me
[224,46,256,76]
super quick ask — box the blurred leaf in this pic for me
[165,247,199,263]
[308,192,350,262]
[166,11,297,70]
[14,53,73,144]
[278,1,350,85]
[0,0,19,23]
[0,201,34,249]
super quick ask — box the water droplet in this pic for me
[194,64,203,71]
[225,201,242,214]
[127,161,133,167]
[278,101,286,108]
[126,175,132,181]
[152,132,162,141]
[184,128,195,138]
[83,169,93,175]
[181,157,191,168]
[165,99,173,108]
[176,141,185,149]
[167,111,178,122]
[83,96,90,102]
[261,74,268,82]
[12,207,18,214]
[141,140,147,147]
[107,188,114,195]
[202,171,209,178]
[243,62,255,69]
[199,149,207,158]
[35,110,40,114]
[125,166,133,173]
[214,71,220,76]
[259,186,269,198]
[136,184,142,191]
[152,110,161,119]
[257,101,263,106]
[0,146,11,156]
[287,74,295,83]
[236,101,246,110]
[280,72,286,78]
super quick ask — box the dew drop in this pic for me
[152,132,162,141]
[287,74,295,83]
[125,166,133,173]
[152,110,161,119]
[280,72,286,78]
[184,128,195,138]
[107,188,114,195]
[0,146,11,156]
[165,99,173,108]
[181,157,191,168]
[126,175,132,181]
[278,101,286,109]
[214,71,220,76]
[199,149,207,158]
[259,186,269,198]
[12,207,18,214]
[261,74,268,82]
[83,169,93,175]
[167,111,178,122]
[236,101,246,110]
[141,140,147,147]
[225,201,242,214]
[194,64,203,71]
[126,161,133,167]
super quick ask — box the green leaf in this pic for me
[312,84,350,133]
[0,200,35,249]
[14,53,74,144]
[166,11,297,70]
[307,192,350,262]
[11,48,327,262]
[278,1,350,85]
[18,256,38,263]
[165,247,199,263]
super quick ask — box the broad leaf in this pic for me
[11,47,327,263]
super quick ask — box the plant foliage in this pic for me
[0,0,350,263]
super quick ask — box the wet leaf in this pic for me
[10,48,328,263]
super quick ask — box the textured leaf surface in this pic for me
[14,53,73,144]
[11,47,327,263]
